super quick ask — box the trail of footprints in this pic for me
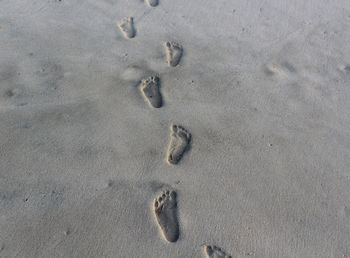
[117,1,232,257]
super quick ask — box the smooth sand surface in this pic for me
[1,0,350,257]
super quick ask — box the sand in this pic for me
[1,0,350,257]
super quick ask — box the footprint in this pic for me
[203,245,232,258]
[140,76,162,108]
[153,190,179,242]
[164,42,183,67]
[167,125,191,165]
[264,63,284,76]
[118,17,136,39]
[5,88,21,98]
[146,0,159,7]
[339,65,350,73]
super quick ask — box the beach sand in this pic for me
[0,0,350,257]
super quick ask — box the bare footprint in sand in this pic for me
[164,42,183,67]
[146,0,159,7]
[167,125,191,165]
[154,190,179,242]
[140,76,162,108]
[203,245,232,258]
[118,17,135,39]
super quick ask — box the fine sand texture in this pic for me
[1,0,350,257]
